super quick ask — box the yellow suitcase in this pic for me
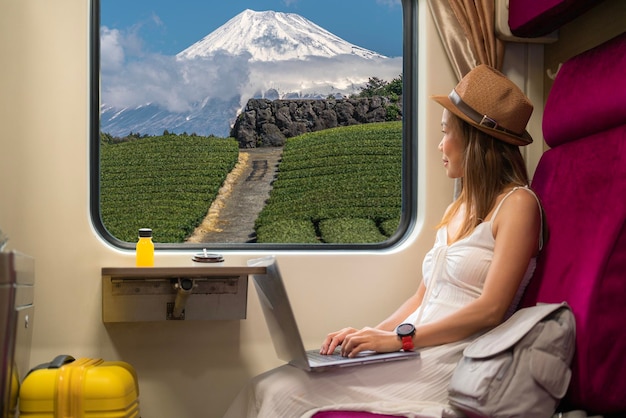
[19,355,140,418]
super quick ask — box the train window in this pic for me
[90,0,417,250]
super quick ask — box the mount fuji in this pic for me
[177,9,385,62]
[100,9,401,138]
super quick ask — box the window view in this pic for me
[93,0,409,248]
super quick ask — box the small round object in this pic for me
[192,252,224,263]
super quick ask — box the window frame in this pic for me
[89,0,418,251]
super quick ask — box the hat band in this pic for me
[449,89,523,138]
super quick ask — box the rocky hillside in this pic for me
[230,96,402,148]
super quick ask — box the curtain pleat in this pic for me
[426,0,505,198]
[427,0,505,77]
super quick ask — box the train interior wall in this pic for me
[1,0,623,416]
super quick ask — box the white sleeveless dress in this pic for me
[223,187,541,418]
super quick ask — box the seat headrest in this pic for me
[543,32,626,148]
[509,0,601,38]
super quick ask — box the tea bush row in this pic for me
[255,122,402,243]
[100,135,239,242]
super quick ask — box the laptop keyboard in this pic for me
[306,349,346,363]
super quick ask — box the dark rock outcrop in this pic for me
[231,96,402,148]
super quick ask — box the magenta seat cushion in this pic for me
[542,33,626,148]
[508,0,601,37]
[313,413,401,418]
[522,125,626,414]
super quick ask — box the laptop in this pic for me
[247,256,419,372]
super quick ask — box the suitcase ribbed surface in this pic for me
[19,357,140,418]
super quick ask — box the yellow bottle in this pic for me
[136,228,154,267]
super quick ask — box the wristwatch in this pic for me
[396,323,416,351]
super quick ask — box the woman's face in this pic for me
[439,109,466,178]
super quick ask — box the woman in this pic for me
[224,64,543,418]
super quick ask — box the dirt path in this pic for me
[186,147,283,243]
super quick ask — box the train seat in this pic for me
[520,31,626,415]
[507,0,602,38]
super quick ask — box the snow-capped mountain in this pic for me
[100,9,400,138]
[100,96,242,139]
[177,9,385,62]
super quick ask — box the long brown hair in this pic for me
[438,114,530,243]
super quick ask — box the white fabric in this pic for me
[411,186,539,326]
[223,187,540,418]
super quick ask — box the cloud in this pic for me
[99,25,147,70]
[100,28,402,114]
[149,12,164,28]
[101,51,251,113]
[376,0,402,7]
[100,27,125,72]
[242,55,402,104]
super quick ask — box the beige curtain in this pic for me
[427,0,505,197]
[427,0,505,79]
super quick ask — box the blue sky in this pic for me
[100,0,403,58]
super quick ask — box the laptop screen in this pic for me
[248,256,311,370]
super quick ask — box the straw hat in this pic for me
[432,64,533,146]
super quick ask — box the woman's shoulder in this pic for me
[501,186,540,211]
[492,187,542,232]
[489,186,540,228]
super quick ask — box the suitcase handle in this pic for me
[47,355,75,369]
[25,354,75,377]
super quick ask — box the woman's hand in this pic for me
[321,327,402,357]
[341,327,402,357]
[320,327,358,355]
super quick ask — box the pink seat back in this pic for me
[521,32,626,414]
[508,0,602,37]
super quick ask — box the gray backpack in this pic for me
[448,302,576,418]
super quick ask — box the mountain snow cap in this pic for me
[176,9,386,62]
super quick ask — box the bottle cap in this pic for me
[138,228,152,238]
[192,250,224,263]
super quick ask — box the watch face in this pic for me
[397,323,415,336]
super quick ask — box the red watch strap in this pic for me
[401,335,414,351]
